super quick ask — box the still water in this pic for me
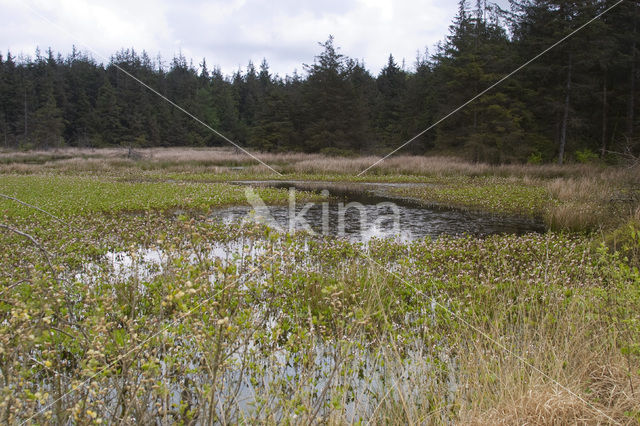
[211,181,545,242]
[79,181,544,421]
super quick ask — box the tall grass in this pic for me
[2,147,640,234]
[2,214,638,423]
[1,156,639,423]
[1,146,634,179]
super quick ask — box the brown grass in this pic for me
[2,147,633,179]
[2,147,640,232]
[454,292,640,426]
[464,386,628,425]
[457,333,640,425]
[543,174,640,231]
[0,146,638,176]
[461,359,640,425]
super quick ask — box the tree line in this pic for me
[0,0,638,164]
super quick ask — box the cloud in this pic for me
[0,0,506,76]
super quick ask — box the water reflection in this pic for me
[213,181,545,242]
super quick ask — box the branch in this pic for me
[0,193,65,223]
[604,149,640,168]
[0,223,58,282]
[0,279,30,297]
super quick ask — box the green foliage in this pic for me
[575,148,599,164]
[300,36,374,153]
[432,3,530,162]
[95,79,123,145]
[1,0,639,160]
[393,176,550,217]
[605,219,640,266]
[527,151,543,164]
[0,175,318,218]
[30,88,64,149]
[319,147,355,157]
[375,54,408,149]
[1,206,638,422]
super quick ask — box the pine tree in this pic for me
[432,0,526,162]
[63,50,101,145]
[0,52,22,146]
[0,53,6,148]
[31,86,64,149]
[211,67,242,144]
[301,36,373,153]
[605,0,640,154]
[239,61,260,128]
[95,79,122,145]
[403,48,436,152]
[250,81,295,151]
[511,0,606,163]
[258,59,272,92]
[375,54,407,149]
[345,59,376,153]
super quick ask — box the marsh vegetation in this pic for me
[0,148,639,424]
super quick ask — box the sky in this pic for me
[1,0,510,77]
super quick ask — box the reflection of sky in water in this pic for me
[223,181,546,243]
[76,239,265,284]
[70,183,544,422]
[75,238,458,422]
[79,184,545,284]
[212,201,545,244]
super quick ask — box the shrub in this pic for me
[605,219,640,266]
[527,151,543,165]
[575,148,599,164]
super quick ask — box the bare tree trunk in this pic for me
[628,2,638,137]
[602,70,608,157]
[473,1,480,134]
[2,113,7,149]
[558,53,572,165]
[23,87,27,142]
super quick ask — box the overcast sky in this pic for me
[1,0,510,77]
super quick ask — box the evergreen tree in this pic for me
[432,0,527,162]
[0,8,637,163]
[211,67,242,144]
[375,54,407,149]
[403,49,436,152]
[95,79,123,145]
[258,59,272,92]
[605,0,640,154]
[301,36,373,153]
[0,52,22,146]
[63,50,101,145]
[239,61,260,128]
[250,81,295,151]
[511,0,605,163]
[345,59,376,153]
[31,85,64,149]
